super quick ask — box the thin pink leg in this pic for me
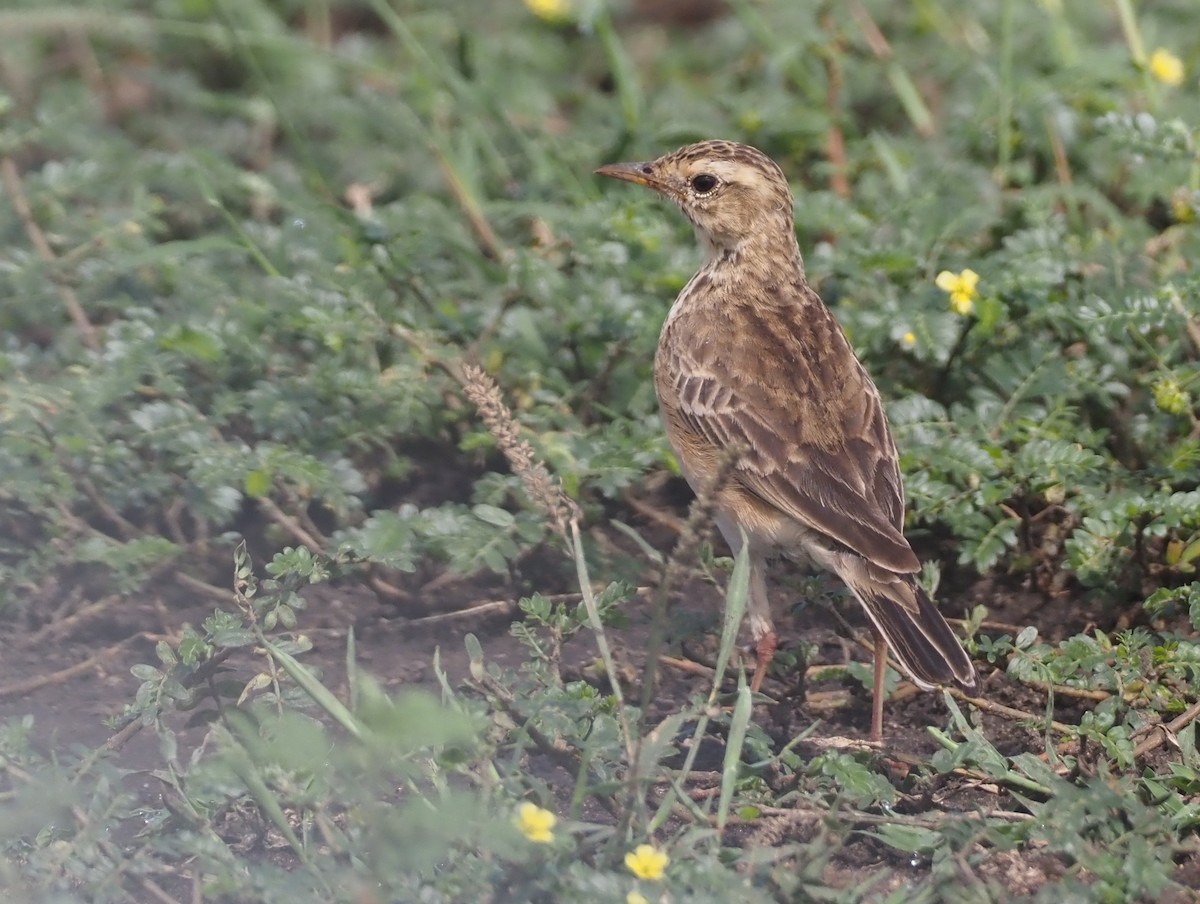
[750,631,778,693]
[871,631,887,743]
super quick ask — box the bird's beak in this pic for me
[595,161,665,192]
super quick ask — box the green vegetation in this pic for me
[1,0,1199,900]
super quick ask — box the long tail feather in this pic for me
[843,566,979,695]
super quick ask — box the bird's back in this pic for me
[656,266,916,571]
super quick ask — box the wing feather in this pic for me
[663,293,919,574]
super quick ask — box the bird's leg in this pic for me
[871,628,887,743]
[741,553,776,693]
[750,630,777,693]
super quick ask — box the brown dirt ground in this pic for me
[2,480,1198,901]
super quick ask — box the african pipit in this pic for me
[597,140,980,741]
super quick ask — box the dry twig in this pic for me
[431,144,509,262]
[1132,697,1200,760]
[0,632,165,700]
[257,496,326,551]
[950,688,1073,735]
[0,156,99,349]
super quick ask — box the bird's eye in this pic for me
[690,173,718,194]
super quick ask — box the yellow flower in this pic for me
[1171,188,1196,224]
[1149,48,1185,87]
[625,844,669,880]
[515,802,557,843]
[935,268,980,316]
[1153,378,1191,416]
[525,0,572,23]
[900,330,917,350]
[627,894,649,904]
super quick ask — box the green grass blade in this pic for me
[718,681,752,830]
[263,638,363,740]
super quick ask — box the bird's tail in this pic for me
[841,562,979,695]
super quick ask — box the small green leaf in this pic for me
[244,469,272,498]
[155,641,177,667]
[464,633,485,682]
[210,626,257,648]
[472,504,515,528]
[130,664,162,681]
[869,823,942,854]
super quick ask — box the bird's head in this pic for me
[596,140,797,261]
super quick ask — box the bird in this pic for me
[596,140,979,742]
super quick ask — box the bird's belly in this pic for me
[658,403,815,554]
[719,484,817,553]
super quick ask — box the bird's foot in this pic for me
[749,631,779,693]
